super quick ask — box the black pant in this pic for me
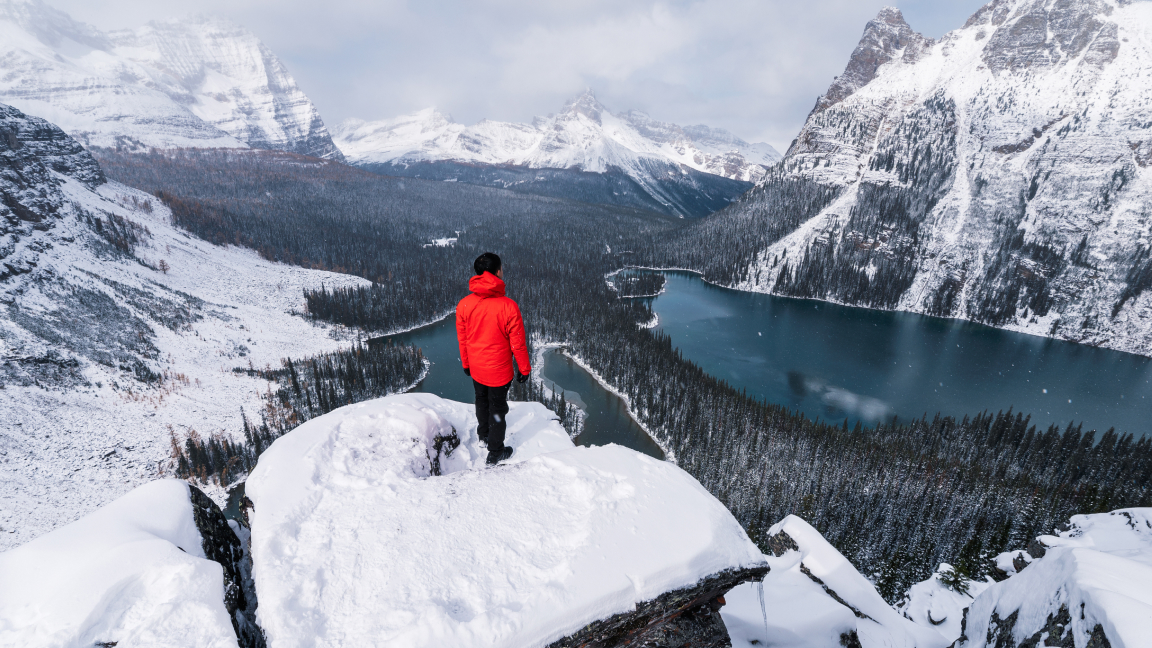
[474,380,511,452]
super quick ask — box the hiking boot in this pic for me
[486,446,513,465]
[478,434,488,448]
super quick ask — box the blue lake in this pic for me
[645,271,1152,436]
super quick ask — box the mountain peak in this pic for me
[810,5,932,115]
[561,89,606,124]
[0,3,343,159]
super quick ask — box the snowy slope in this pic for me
[0,0,341,158]
[334,91,779,217]
[0,480,238,648]
[712,0,1152,356]
[897,565,993,644]
[955,508,1152,648]
[0,102,370,551]
[245,393,767,648]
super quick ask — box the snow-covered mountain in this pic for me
[0,101,367,551]
[679,0,1152,356]
[334,91,780,217]
[0,0,341,159]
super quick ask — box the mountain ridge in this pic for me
[334,91,780,218]
[0,0,342,159]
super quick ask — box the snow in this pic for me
[723,572,857,648]
[245,392,765,648]
[1,176,372,550]
[720,516,948,648]
[0,0,338,157]
[958,508,1152,648]
[0,479,237,648]
[333,91,779,184]
[898,564,993,643]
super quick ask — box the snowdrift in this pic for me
[898,564,992,644]
[0,480,238,648]
[722,515,948,648]
[956,508,1152,648]
[245,393,767,648]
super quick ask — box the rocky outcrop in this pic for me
[952,606,1110,648]
[548,566,768,648]
[188,484,266,648]
[1,102,102,225]
[979,0,1120,72]
[1,101,105,275]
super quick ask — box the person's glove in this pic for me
[516,371,529,384]
[463,367,470,377]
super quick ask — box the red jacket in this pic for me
[456,272,531,387]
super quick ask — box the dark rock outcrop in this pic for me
[2,101,105,274]
[188,484,265,648]
[548,565,769,648]
[957,604,1112,648]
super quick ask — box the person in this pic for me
[456,252,530,465]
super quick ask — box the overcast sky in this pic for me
[51,0,989,152]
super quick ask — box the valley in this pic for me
[3,0,1152,646]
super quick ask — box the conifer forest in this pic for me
[98,148,1152,602]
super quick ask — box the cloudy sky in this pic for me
[51,0,988,151]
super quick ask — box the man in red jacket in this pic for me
[457,252,531,465]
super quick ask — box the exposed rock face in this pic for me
[188,484,265,648]
[981,0,1120,72]
[548,566,768,648]
[1,101,104,275]
[953,606,1110,648]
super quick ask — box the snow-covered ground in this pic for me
[898,564,993,644]
[1,177,371,551]
[245,392,766,648]
[0,479,238,648]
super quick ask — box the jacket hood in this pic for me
[469,272,506,298]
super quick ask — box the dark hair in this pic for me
[474,252,501,276]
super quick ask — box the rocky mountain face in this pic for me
[0,0,341,159]
[1,102,103,279]
[666,0,1152,356]
[333,91,779,217]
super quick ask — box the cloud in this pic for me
[44,0,990,151]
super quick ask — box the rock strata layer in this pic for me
[548,566,769,648]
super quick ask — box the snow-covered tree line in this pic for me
[99,148,1152,603]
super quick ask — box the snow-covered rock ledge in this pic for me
[954,509,1152,648]
[245,393,767,647]
[0,480,260,647]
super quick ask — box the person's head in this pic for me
[474,252,502,278]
